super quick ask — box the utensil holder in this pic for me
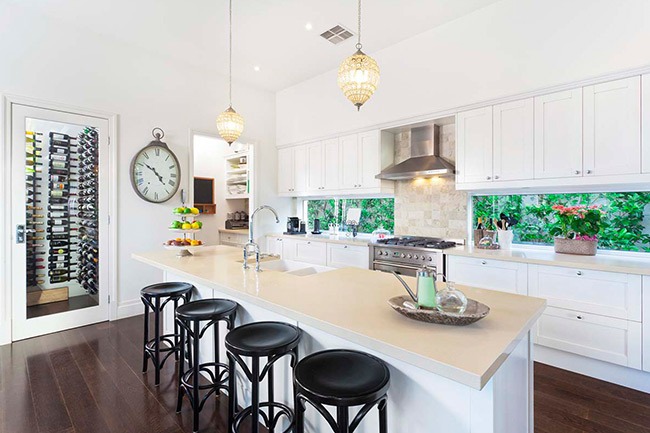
[497,230,514,250]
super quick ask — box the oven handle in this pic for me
[372,261,427,271]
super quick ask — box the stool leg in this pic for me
[294,395,304,433]
[176,322,185,413]
[337,406,350,433]
[142,300,149,373]
[174,298,180,361]
[251,356,260,433]
[228,353,237,431]
[192,319,201,433]
[154,297,161,386]
[267,360,274,433]
[379,398,388,433]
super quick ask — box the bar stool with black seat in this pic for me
[140,282,194,385]
[294,349,390,433]
[175,298,238,433]
[226,321,302,433]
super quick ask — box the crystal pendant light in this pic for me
[337,0,380,111]
[217,0,244,145]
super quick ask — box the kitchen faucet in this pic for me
[243,205,280,271]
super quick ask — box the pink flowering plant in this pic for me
[550,204,603,241]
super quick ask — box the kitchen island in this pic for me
[133,246,546,433]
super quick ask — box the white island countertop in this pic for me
[133,246,545,390]
[445,245,650,276]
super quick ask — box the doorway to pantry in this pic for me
[5,98,116,341]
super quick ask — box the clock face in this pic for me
[131,145,181,203]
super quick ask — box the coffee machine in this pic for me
[284,217,305,235]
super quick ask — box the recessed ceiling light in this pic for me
[253,66,260,72]
[305,22,313,31]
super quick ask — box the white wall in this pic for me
[276,0,650,145]
[0,1,290,335]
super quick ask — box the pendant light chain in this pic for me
[229,0,233,106]
[356,0,362,50]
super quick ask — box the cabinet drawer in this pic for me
[284,239,327,266]
[535,306,642,369]
[326,244,369,269]
[446,256,527,295]
[528,265,641,321]
[221,233,247,246]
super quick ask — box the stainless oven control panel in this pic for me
[372,247,437,266]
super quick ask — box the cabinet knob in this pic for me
[576,315,583,320]
[486,176,491,180]
[307,241,311,244]
[586,170,592,174]
[481,260,487,265]
[344,245,348,249]
[574,170,581,175]
[494,175,499,180]
[576,270,582,276]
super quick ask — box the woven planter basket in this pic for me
[554,237,597,256]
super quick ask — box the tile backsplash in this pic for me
[393,125,468,240]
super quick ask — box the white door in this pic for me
[456,107,493,183]
[11,103,110,341]
[322,138,340,192]
[643,75,650,174]
[306,142,323,193]
[493,98,534,181]
[339,134,359,189]
[583,76,641,176]
[358,131,381,189]
[293,145,307,195]
[534,88,583,179]
[277,147,294,193]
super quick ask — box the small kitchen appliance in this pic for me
[312,218,322,235]
[284,217,305,235]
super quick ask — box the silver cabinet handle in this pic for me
[344,245,348,249]
[494,175,500,180]
[586,170,592,174]
[481,260,487,265]
[486,176,491,180]
[307,241,311,244]
[574,170,581,175]
[576,315,583,320]
[576,270,582,276]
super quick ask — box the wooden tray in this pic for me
[388,295,490,326]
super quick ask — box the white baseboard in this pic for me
[0,319,11,346]
[116,299,143,320]
[535,345,650,393]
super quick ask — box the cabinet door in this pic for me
[326,244,369,269]
[322,138,340,192]
[266,237,284,257]
[643,276,650,372]
[277,147,294,193]
[358,131,381,189]
[446,255,527,295]
[584,76,641,176]
[339,134,359,189]
[534,89,583,179]
[293,240,327,266]
[306,142,323,193]
[493,99,534,181]
[293,145,307,194]
[456,107,493,183]
[643,75,650,174]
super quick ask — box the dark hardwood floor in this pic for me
[1,315,649,433]
[27,294,99,319]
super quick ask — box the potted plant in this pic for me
[550,204,603,255]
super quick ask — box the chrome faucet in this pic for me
[244,205,280,271]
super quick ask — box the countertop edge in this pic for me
[266,233,371,247]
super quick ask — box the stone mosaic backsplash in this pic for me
[393,124,468,240]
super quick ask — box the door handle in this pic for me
[16,224,25,244]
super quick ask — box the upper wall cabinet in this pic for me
[534,89,583,179]
[278,130,393,197]
[456,107,493,183]
[583,76,640,177]
[493,98,534,182]
[641,74,650,174]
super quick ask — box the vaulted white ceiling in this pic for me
[9,0,501,91]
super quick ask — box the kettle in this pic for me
[392,267,437,309]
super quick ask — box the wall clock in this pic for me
[130,128,181,203]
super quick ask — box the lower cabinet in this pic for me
[266,236,284,256]
[326,243,370,269]
[220,232,248,247]
[644,276,650,373]
[282,238,327,266]
[445,255,527,295]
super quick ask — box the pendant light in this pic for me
[217,0,244,145]
[337,0,380,111]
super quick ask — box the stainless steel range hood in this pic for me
[376,125,455,180]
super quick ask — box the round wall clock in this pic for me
[130,128,181,203]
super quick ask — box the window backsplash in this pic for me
[393,124,468,240]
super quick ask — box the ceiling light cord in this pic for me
[229,0,233,106]
[356,0,362,50]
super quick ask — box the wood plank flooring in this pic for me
[0,315,649,433]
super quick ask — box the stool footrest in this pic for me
[180,362,229,391]
[232,401,294,433]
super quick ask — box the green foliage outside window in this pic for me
[306,198,395,234]
[472,192,650,252]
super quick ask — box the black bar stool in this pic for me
[294,349,390,433]
[226,321,301,433]
[175,298,238,433]
[140,282,194,385]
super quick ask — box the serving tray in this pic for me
[388,295,490,326]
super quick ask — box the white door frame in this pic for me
[1,94,118,345]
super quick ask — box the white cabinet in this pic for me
[339,133,360,189]
[306,142,323,193]
[358,131,382,189]
[643,276,650,373]
[534,88,583,179]
[266,236,284,256]
[493,98,534,182]
[326,244,369,269]
[583,76,641,177]
[641,74,650,174]
[305,139,340,194]
[282,238,327,266]
[446,255,527,295]
[456,107,493,183]
[220,232,247,247]
[278,146,306,196]
[322,138,340,192]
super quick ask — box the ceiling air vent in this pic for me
[320,25,354,45]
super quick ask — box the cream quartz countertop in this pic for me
[218,228,249,235]
[267,233,371,246]
[445,246,650,276]
[133,246,545,390]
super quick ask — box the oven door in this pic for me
[373,261,436,277]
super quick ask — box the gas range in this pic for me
[370,236,458,279]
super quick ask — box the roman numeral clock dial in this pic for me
[130,128,181,203]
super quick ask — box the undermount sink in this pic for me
[259,259,333,276]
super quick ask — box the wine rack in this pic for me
[25,130,44,287]
[77,127,99,295]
